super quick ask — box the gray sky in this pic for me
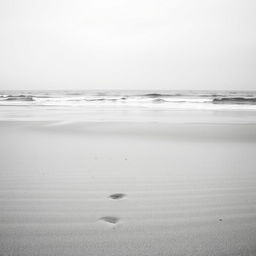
[0,0,255,90]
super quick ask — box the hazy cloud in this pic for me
[0,0,255,90]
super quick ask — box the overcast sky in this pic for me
[0,0,255,90]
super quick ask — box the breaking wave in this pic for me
[213,97,256,105]
[1,90,256,110]
[139,93,182,98]
[4,95,34,101]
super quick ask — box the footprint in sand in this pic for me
[98,194,126,227]
[99,216,120,224]
[109,193,126,200]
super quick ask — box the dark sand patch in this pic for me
[109,193,126,200]
[99,216,120,224]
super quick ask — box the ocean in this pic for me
[1,90,256,123]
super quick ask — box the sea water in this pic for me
[1,90,256,123]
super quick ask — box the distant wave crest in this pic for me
[152,98,167,103]
[4,95,34,101]
[213,97,256,105]
[139,93,182,98]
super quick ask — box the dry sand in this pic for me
[0,121,256,256]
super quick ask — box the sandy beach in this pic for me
[0,118,256,256]
[1,0,256,252]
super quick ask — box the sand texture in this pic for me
[0,121,256,256]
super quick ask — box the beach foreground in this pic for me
[0,120,256,256]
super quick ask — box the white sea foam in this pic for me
[1,90,256,123]
[1,90,256,109]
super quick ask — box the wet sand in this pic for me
[0,121,256,256]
